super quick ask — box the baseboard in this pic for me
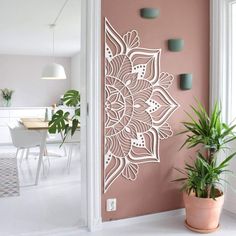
[102,208,185,229]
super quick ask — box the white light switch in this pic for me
[106,198,117,212]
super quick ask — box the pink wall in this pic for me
[102,0,209,221]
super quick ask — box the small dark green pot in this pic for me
[180,74,192,90]
[168,39,184,52]
[140,8,160,19]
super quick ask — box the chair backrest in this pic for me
[8,120,42,148]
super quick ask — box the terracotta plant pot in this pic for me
[183,191,224,233]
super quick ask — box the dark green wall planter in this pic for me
[180,74,192,90]
[140,8,160,19]
[168,39,184,52]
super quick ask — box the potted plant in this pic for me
[48,90,80,142]
[1,88,14,107]
[175,100,236,233]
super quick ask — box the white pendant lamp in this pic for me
[41,63,67,80]
[41,24,66,80]
[41,0,70,80]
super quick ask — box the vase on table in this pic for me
[3,99,11,107]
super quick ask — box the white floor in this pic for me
[0,144,82,236]
[67,212,236,236]
[0,146,235,236]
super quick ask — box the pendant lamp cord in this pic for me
[49,0,70,61]
[52,0,70,26]
[52,26,55,62]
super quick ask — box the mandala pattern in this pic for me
[104,18,180,192]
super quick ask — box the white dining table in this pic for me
[20,117,80,185]
[20,118,49,185]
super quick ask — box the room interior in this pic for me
[0,0,83,235]
[0,0,236,236]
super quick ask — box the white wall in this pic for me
[0,54,71,107]
[71,52,81,91]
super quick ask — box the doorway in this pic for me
[0,0,87,235]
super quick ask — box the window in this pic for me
[231,3,236,120]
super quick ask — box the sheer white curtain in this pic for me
[211,0,236,214]
[231,4,236,118]
[226,2,236,214]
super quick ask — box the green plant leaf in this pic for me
[62,90,80,107]
[217,151,236,170]
[48,110,69,134]
[48,90,81,147]
[172,178,188,182]
[71,119,79,136]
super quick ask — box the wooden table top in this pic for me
[20,118,81,130]
[20,118,48,130]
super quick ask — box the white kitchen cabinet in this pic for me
[0,107,46,145]
[0,127,11,143]
[0,107,75,145]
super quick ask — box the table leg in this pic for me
[35,130,47,185]
[60,131,67,156]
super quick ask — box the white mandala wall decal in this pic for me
[104,18,180,192]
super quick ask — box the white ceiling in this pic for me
[0,0,81,57]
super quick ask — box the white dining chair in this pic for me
[8,121,43,163]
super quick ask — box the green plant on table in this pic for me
[1,88,14,101]
[48,90,80,144]
[174,100,236,198]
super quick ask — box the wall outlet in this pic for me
[106,198,117,212]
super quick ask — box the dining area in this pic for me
[0,40,83,234]
[0,89,82,236]
[0,105,81,193]
[0,104,82,234]
[9,115,80,185]
[0,0,84,234]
